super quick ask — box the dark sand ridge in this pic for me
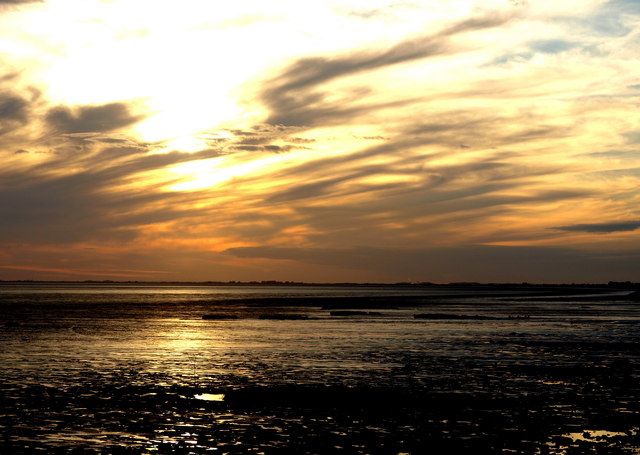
[197,288,635,310]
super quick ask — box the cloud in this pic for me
[554,221,640,233]
[0,94,28,122]
[231,144,296,152]
[45,102,142,134]
[606,0,640,15]
[577,0,640,36]
[0,50,600,279]
[342,2,414,21]
[242,125,591,248]
[197,125,313,154]
[529,39,579,54]
[0,94,30,138]
[624,131,640,144]
[0,136,225,243]
[0,93,32,142]
[0,0,40,4]
[490,39,581,66]
[261,14,512,126]
[256,110,572,210]
[581,150,640,159]
[1,3,638,282]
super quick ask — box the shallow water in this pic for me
[1,284,639,453]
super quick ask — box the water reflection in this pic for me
[565,430,627,442]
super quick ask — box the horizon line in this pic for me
[0,279,638,287]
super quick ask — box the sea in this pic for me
[0,283,639,454]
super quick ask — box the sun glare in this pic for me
[11,0,267,145]
[168,154,286,192]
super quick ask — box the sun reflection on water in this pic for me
[194,393,225,402]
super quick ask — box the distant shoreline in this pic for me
[0,280,638,289]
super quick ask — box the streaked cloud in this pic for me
[261,14,511,127]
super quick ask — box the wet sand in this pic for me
[0,284,639,453]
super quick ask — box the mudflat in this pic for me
[0,283,638,453]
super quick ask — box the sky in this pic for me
[0,0,639,282]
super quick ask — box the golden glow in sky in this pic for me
[0,0,639,282]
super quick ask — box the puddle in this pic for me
[194,393,225,402]
[564,430,626,442]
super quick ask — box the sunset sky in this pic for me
[0,0,639,282]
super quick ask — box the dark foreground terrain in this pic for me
[0,284,639,454]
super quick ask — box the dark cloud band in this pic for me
[554,221,640,233]
[45,103,142,134]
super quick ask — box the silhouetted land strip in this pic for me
[257,313,309,320]
[211,290,633,309]
[499,290,640,302]
[414,313,532,321]
[414,313,503,320]
[329,310,384,317]
[2,280,637,289]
